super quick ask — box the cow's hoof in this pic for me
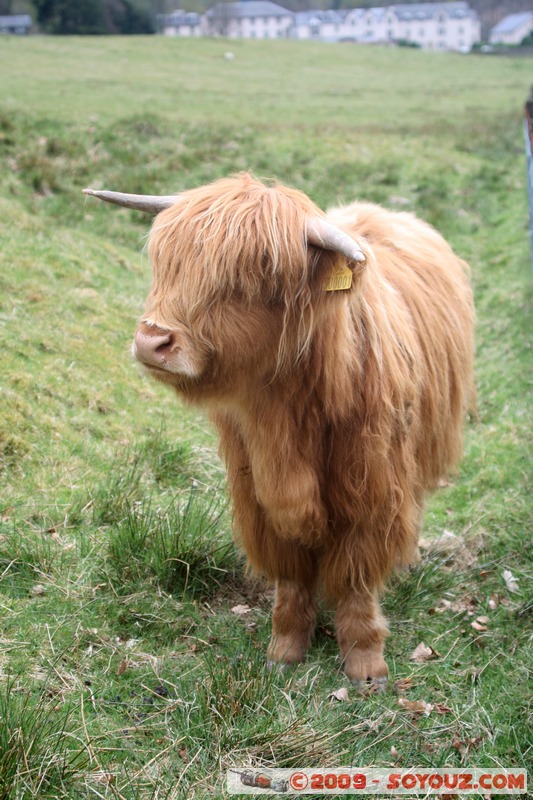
[352,675,388,692]
[343,647,389,687]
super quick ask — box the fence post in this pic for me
[525,87,533,268]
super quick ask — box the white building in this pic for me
[162,2,480,52]
[0,14,32,34]
[292,10,346,42]
[203,1,293,39]
[160,9,201,36]
[340,2,480,51]
[489,11,533,45]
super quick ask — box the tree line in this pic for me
[1,0,158,33]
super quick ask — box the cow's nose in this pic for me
[134,324,175,368]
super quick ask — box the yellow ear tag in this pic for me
[325,264,353,292]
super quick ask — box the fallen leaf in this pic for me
[329,687,349,702]
[178,747,188,761]
[410,642,440,662]
[476,615,489,624]
[488,593,499,610]
[29,584,46,597]
[432,598,452,613]
[471,620,487,632]
[398,697,433,716]
[432,595,478,615]
[452,733,483,756]
[390,745,399,757]
[117,659,128,676]
[394,677,414,693]
[231,604,251,615]
[434,703,453,715]
[503,569,519,593]
[451,732,463,752]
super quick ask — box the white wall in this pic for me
[489,15,533,45]
[340,7,480,51]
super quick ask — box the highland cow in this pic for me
[85,173,474,685]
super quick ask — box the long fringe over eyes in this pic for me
[147,173,335,370]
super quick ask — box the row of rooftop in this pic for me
[1,6,533,52]
[159,3,533,52]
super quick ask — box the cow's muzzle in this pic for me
[133,322,175,370]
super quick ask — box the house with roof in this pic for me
[291,10,347,42]
[0,14,32,35]
[161,2,480,51]
[342,2,480,51]
[203,1,293,38]
[292,2,480,50]
[159,9,201,37]
[489,11,533,45]
[342,6,394,45]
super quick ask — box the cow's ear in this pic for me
[306,217,366,264]
[306,242,357,294]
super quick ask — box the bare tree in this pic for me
[207,2,234,37]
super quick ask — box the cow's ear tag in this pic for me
[325,264,353,292]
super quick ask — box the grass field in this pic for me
[0,36,531,799]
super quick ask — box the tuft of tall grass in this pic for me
[103,488,235,599]
[89,451,145,528]
[0,678,88,800]
[0,522,65,599]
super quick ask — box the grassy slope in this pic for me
[0,37,531,799]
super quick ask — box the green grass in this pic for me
[0,36,531,799]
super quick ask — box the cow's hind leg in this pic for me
[335,590,389,687]
[268,578,317,666]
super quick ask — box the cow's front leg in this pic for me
[335,590,389,687]
[267,578,317,666]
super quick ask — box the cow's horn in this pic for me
[83,189,179,214]
[307,218,366,264]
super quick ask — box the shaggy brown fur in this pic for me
[136,173,475,683]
